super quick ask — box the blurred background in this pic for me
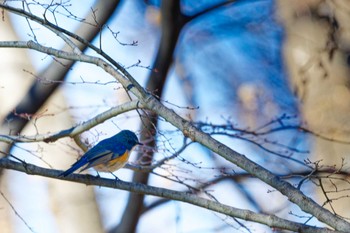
[1,0,350,232]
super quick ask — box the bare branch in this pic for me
[142,96,350,231]
[0,7,349,230]
[0,38,348,231]
[0,158,342,233]
[0,100,142,143]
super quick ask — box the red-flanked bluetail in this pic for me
[59,130,142,177]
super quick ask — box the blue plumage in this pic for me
[59,130,142,177]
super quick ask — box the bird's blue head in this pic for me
[118,130,142,150]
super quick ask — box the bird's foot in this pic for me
[110,172,120,181]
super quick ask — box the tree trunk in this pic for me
[277,0,350,217]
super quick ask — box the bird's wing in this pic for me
[81,145,114,170]
[60,144,112,176]
[83,143,128,169]
[59,140,129,176]
[110,144,127,159]
[59,155,90,177]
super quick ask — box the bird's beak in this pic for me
[137,142,143,146]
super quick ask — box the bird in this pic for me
[59,130,142,177]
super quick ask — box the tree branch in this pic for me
[142,96,350,231]
[0,158,342,233]
[1,34,349,232]
[0,1,122,132]
[0,3,145,98]
[0,100,142,144]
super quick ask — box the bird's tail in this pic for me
[58,158,87,177]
